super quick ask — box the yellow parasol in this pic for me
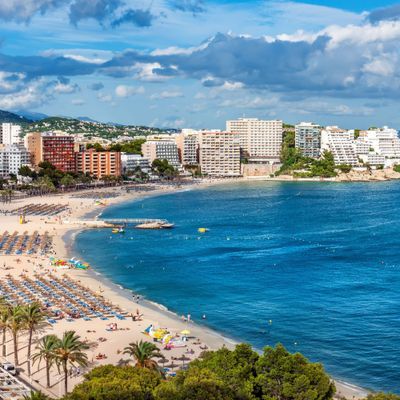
[181,329,191,335]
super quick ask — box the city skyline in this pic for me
[1,0,400,129]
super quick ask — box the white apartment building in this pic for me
[320,126,358,166]
[353,127,400,167]
[354,139,371,155]
[175,129,199,166]
[1,123,21,145]
[0,144,31,177]
[295,122,321,159]
[358,153,386,167]
[226,118,283,163]
[121,153,151,174]
[362,127,400,158]
[141,136,181,168]
[199,131,241,177]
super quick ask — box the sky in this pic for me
[1,0,400,129]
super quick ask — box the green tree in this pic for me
[19,165,36,178]
[32,334,60,388]
[309,151,337,178]
[38,161,56,171]
[337,164,352,173]
[36,176,56,193]
[190,344,258,399]
[86,143,105,151]
[0,298,10,357]
[21,303,46,376]
[23,391,51,400]
[67,365,161,400]
[60,174,75,187]
[254,343,335,400]
[6,305,25,366]
[53,331,89,394]
[365,394,400,400]
[0,306,9,357]
[123,340,161,370]
[393,165,400,173]
[151,159,178,179]
[154,367,234,400]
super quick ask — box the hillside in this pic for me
[23,117,178,139]
[0,110,32,124]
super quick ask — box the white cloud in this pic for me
[54,82,78,94]
[0,71,26,93]
[115,85,145,98]
[220,96,279,109]
[0,78,53,110]
[71,98,85,105]
[97,92,113,103]
[150,90,184,100]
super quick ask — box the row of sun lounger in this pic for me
[71,192,120,199]
[7,203,69,216]
[0,231,52,255]
[0,274,128,323]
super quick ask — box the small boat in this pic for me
[112,228,125,234]
[198,228,209,233]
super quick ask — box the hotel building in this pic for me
[0,144,31,177]
[25,132,75,172]
[76,150,121,179]
[121,153,150,174]
[175,129,199,166]
[226,118,283,163]
[141,137,181,168]
[295,122,321,159]
[199,131,241,177]
[1,123,21,145]
[320,127,358,166]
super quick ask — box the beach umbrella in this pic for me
[177,355,191,366]
[165,362,178,369]
[181,329,190,335]
[159,357,169,367]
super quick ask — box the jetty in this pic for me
[62,218,174,229]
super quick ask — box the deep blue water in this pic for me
[74,182,400,392]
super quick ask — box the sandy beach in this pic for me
[0,181,369,399]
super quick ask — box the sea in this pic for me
[74,181,400,393]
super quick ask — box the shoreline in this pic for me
[67,181,370,400]
[0,180,371,398]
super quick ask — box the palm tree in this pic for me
[53,331,88,394]
[6,305,24,366]
[0,309,9,357]
[21,303,46,376]
[23,391,51,400]
[123,340,161,370]
[0,298,10,357]
[32,335,59,388]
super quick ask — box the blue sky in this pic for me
[1,0,400,129]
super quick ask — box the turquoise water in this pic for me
[74,181,400,392]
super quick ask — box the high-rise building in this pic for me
[199,131,241,177]
[320,127,358,166]
[175,130,199,166]
[141,137,181,168]
[1,123,21,145]
[295,122,321,159]
[0,144,31,177]
[121,153,150,174]
[76,150,121,179]
[226,118,283,163]
[24,132,75,172]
